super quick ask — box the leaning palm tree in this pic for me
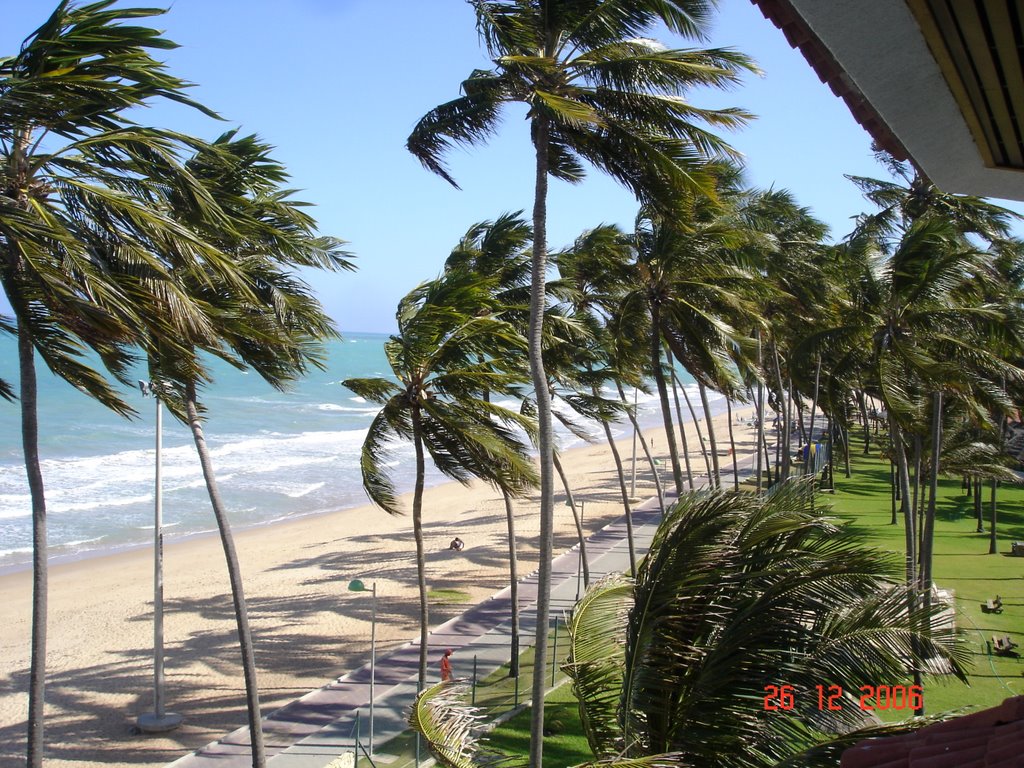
[144,131,352,767]
[445,212,533,676]
[407,6,754,758]
[344,270,538,688]
[0,5,231,764]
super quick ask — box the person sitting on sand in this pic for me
[449,536,464,551]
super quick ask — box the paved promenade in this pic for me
[169,452,760,768]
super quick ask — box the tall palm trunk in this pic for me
[889,414,923,700]
[615,381,665,512]
[667,353,695,490]
[410,408,430,689]
[593,385,636,575]
[911,435,922,536]
[808,356,821,447]
[795,392,806,447]
[845,425,853,476]
[858,390,871,454]
[678,372,713,481]
[889,416,917,583]
[974,477,984,532]
[697,381,720,488]
[725,397,739,490]
[502,490,520,676]
[771,343,791,480]
[755,330,766,492]
[651,316,683,495]
[20,324,46,768]
[528,114,555,768]
[890,460,898,525]
[919,392,942,708]
[553,453,589,587]
[184,383,266,768]
[748,383,772,489]
[989,479,998,555]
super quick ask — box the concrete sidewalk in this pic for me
[169,451,761,768]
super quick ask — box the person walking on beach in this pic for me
[440,648,453,681]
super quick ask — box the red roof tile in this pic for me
[840,696,1024,767]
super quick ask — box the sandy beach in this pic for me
[0,406,757,768]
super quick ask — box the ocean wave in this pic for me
[315,403,377,413]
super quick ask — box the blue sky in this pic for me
[5,0,1019,334]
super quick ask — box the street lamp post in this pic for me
[137,380,182,733]
[348,579,376,755]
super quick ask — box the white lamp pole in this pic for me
[348,579,376,755]
[137,380,182,733]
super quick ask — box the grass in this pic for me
[823,447,1024,717]
[485,683,591,768]
[427,587,471,604]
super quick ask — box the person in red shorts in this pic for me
[440,648,453,681]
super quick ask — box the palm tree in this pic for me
[0,5,230,764]
[621,196,758,496]
[407,6,754,758]
[344,271,537,688]
[410,482,967,768]
[445,212,532,676]
[145,131,352,767]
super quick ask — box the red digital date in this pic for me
[764,684,923,711]
[858,684,923,711]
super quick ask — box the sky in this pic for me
[5,0,1021,334]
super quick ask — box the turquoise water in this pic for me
[0,333,700,571]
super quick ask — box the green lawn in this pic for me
[485,683,591,768]
[823,448,1024,716]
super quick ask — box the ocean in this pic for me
[0,333,703,572]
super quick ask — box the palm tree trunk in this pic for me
[785,378,795,479]
[920,393,942,660]
[410,409,430,689]
[667,354,695,490]
[678,372,713,481]
[889,415,923,700]
[697,381,721,488]
[725,397,739,490]
[974,477,984,532]
[911,435,922,538]
[748,385,763,492]
[808,356,821,447]
[890,416,917,580]
[755,330,765,492]
[841,423,851,478]
[890,460,898,525]
[858,390,871,454]
[651,317,683,495]
[771,343,790,480]
[615,381,665,512]
[184,384,266,768]
[553,453,589,587]
[20,325,47,768]
[594,385,636,575]
[528,113,555,768]
[795,392,806,447]
[989,479,998,555]
[502,490,520,677]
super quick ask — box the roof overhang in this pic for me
[751,0,1024,202]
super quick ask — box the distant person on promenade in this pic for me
[449,536,464,551]
[440,648,453,681]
